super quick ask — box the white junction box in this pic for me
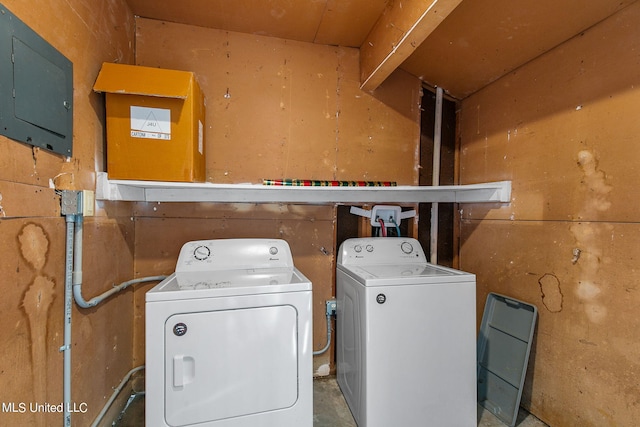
[370,205,402,227]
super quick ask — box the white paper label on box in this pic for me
[130,106,171,140]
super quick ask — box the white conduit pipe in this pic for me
[313,313,333,356]
[430,87,444,264]
[61,213,165,426]
[62,214,75,427]
[90,365,145,427]
[72,215,167,308]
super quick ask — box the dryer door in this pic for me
[164,305,299,426]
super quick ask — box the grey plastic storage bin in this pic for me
[477,293,538,426]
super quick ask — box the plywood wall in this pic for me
[134,18,420,185]
[0,0,136,425]
[132,18,421,372]
[458,3,640,426]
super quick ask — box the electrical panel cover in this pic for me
[0,3,73,156]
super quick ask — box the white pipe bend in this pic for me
[62,210,165,426]
[313,313,333,356]
[73,276,168,308]
[72,215,166,308]
[90,365,145,427]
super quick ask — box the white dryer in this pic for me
[146,239,313,427]
[336,237,476,427]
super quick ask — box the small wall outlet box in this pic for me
[370,205,402,227]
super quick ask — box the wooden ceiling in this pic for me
[126,0,637,99]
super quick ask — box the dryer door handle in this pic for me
[173,355,195,388]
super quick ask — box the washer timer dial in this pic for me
[193,245,211,261]
[400,242,414,254]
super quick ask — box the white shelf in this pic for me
[96,172,511,204]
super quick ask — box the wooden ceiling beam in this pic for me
[359,0,463,92]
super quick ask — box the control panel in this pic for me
[337,237,427,265]
[175,239,294,272]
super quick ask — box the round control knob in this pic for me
[269,246,279,255]
[400,241,414,254]
[366,245,374,252]
[354,245,362,253]
[193,245,211,261]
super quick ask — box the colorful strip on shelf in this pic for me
[263,179,397,187]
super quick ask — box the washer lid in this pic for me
[338,263,475,286]
[146,267,311,301]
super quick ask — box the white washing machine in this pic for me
[146,239,313,427]
[336,237,476,427]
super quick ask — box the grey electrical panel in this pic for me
[0,4,73,156]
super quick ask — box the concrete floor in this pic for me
[114,377,548,426]
[312,377,549,427]
[477,402,549,427]
[313,377,357,427]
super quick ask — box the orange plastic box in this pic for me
[93,62,206,182]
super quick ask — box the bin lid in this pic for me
[477,293,538,427]
[92,62,194,99]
